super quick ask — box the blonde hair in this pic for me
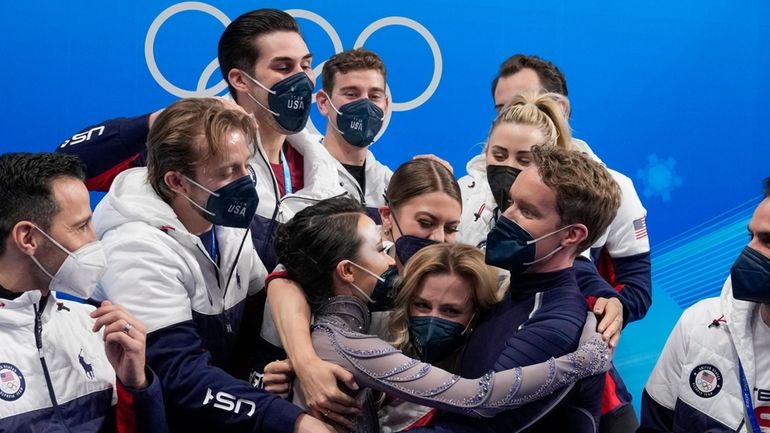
[490,91,573,151]
[146,97,257,202]
[531,145,621,252]
[388,243,499,351]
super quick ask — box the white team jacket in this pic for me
[644,278,756,432]
[0,291,115,429]
[91,167,266,334]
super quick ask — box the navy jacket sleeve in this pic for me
[637,388,674,432]
[146,320,303,433]
[576,252,652,325]
[115,368,169,433]
[56,114,151,191]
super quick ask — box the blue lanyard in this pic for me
[209,229,218,265]
[281,148,292,195]
[739,360,761,433]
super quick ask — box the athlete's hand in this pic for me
[593,296,623,348]
[91,300,148,389]
[264,359,294,399]
[413,154,454,174]
[295,356,360,429]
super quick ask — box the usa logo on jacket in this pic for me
[689,364,723,398]
[0,363,25,401]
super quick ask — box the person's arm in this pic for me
[56,109,163,191]
[574,258,625,347]
[97,237,304,433]
[90,300,168,433]
[147,321,306,433]
[311,312,611,418]
[638,309,689,432]
[266,277,360,427]
[593,172,652,324]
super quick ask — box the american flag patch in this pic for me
[1,371,13,382]
[633,216,648,240]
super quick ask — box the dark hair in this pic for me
[275,197,367,309]
[322,48,386,94]
[385,159,461,210]
[491,54,568,99]
[218,9,301,100]
[0,152,85,255]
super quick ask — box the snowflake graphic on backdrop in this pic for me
[636,154,682,201]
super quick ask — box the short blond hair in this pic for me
[388,243,500,351]
[146,97,257,202]
[531,145,621,252]
[491,91,573,151]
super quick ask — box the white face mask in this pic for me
[29,225,107,299]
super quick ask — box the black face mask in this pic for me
[731,246,770,304]
[387,201,439,265]
[369,266,400,312]
[486,165,521,213]
[244,71,313,133]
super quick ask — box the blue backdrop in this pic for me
[2,0,769,415]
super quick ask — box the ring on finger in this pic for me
[122,322,133,335]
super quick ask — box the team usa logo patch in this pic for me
[0,363,26,401]
[689,364,723,398]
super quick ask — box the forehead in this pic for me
[494,68,542,105]
[488,122,546,150]
[398,192,461,220]
[51,177,91,224]
[749,198,770,232]
[511,166,556,209]
[416,273,472,304]
[198,129,251,169]
[331,69,385,90]
[253,31,309,64]
[357,214,380,243]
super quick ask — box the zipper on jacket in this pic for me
[34,300,72,433]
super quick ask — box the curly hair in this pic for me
[531,145,621,251]
[321,47,386,94]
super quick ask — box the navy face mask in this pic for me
[369,266,400,312]
[388,204,439,265]
[244,71,313,133]
[183,174,258,228]
[408,315,467,364]
[485,215,570,274]
[327,97,384,148]
[731,246,770,304]
[486,165,521,213]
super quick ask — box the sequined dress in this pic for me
[293,296,611,432]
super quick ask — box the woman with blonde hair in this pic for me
[379,243,500,432]
[457,91,572,247]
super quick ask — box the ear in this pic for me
[227,68,252,96]
[554,94,571,118]
[12,221,41,257]
[316,90,331,116]
[164,171,188,196]
[379,206,392,231]
[335,260,355,284]
[562,223,588,250]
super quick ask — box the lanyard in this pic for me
[209,229,218,265]
[281,148,292,195]
[739,360,761,433]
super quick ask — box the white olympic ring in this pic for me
[145,2,231,98]
[144,3,442,139]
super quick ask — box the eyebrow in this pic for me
[270,53,313,63]
[71,215,92,229]
[413,295,464,309]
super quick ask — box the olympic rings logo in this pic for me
[145,1,443,139]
